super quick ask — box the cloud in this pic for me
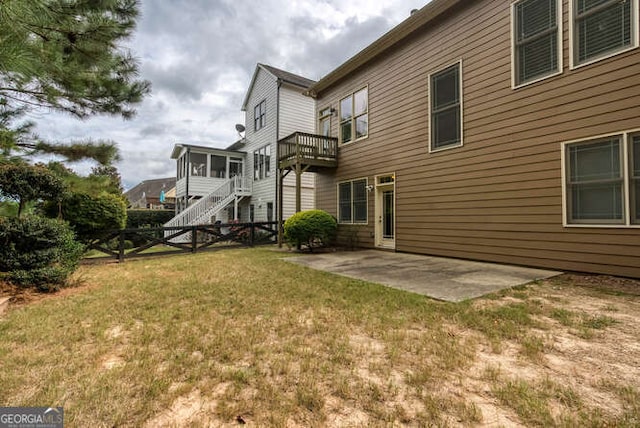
[33,0,429,189]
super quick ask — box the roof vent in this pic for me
[410,9,418,15]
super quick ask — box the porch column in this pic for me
[278,169,284,247]
[295,162,302,213]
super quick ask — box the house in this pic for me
[166,64,320,230]
[296,0,640,278]
[125,177,176,210]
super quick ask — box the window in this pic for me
[339,88,368,144]
[254,99,266,131]
[512,0,561,86]
[429,62,463,151]
[210,155,226,178]
[572,0,637,67]
[190,153,207,177]
[177,156,184,179]
[267,202,274,222]
[632,136,640,223]
[338,179,367,224]
[564,131,640,226]
[319,107,332,137]
[253,145,271,180]
[250,204,255,222]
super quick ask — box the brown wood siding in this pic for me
[315,0,640,278]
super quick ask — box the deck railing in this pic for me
[277,132,338,167]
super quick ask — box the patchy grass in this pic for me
[0,248,639,426]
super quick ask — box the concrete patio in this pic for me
[285,250,561,302]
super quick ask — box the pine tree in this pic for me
[0,0,151,164]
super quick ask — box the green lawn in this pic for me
[1,248,638,426]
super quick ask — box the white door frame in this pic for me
[374,173,396,249]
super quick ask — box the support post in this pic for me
[191,225,198,253]
[118,230,125,263]
[278,169,284,247]
[295,162,302,213]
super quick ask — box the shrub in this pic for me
[42,192,127,243]
[126,209,174,228]
[284,209,337,250]
[0,216,84,291]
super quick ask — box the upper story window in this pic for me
[571,0,638,68]
[319,107,332,137]
[254,99,266,131]
[512,0,561,87]
[564,131,640,226]
[339,88,368,144]
[253,145,271,180]
[338,178,368,224]
[429,61,463,152]
[190,153,207,177]
[210,155,226,178]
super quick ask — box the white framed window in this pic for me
[562,130,640,226]
[190,153,207,177]
[210,154,226,178]
[253,145,271,180]
[319,107,332,137]
[339,87,368,144]
[338,178,368,224]
[512,0,562,88]
[254,99,266,131]
[429,60,463,152]
[570,0,639,69]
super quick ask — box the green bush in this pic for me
[42,192,127,243]
[126,209,174,228]
[284,209,337,250]
[0,216,84,291]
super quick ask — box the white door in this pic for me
[375,174,395,249]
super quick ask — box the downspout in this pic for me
[185,147,191,209]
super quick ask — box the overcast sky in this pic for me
[32,0,429,189]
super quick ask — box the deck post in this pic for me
[295,162,302,213]
[277,168,283,247]
[118,230,125,263]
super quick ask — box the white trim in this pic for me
[569,0,640,70]
[561,128,640,228]
[336,177,369,225]
[374,173,396,249]
[338,85,369,145]
[428,59,464,154]
[623,133,631,226]
[511,0,563,89]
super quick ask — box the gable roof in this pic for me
[124,177,176,205]
[306,0,463,96]
[241,63,316,111]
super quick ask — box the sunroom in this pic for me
[170,144,247,213]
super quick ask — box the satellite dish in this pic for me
[235,124,245,133]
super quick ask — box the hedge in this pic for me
[0,216,84,290]
[126,209,174,228]
[43,192,127,243]
[283,209,337,250]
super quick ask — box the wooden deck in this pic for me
[277,132,338,171]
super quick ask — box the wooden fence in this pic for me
[85,221,279,263]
